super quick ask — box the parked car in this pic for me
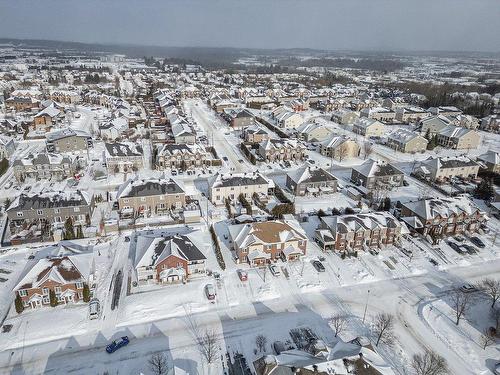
[447,241,466,254]
[89,298,100,320]
[237,269,248,281]
[269,264,281,276]
[453,235,465,242]
[470,236,485,248]
[4,181,12,189]
[106,336,129,353]
[312,260,325,272]
[460,244,476,254]
[460,283,477,293]
[222,156,228,162]
[205,283,216,300]
[429,258,439,266]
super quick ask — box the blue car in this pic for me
[106,336,129,353]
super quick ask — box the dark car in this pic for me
[106,336,129,353]
[429,258,439,266]
[461,244,477,254]
[312,260,325,272]
[222,156,228,162]
[470,236,485,248]
[447,241,465,254]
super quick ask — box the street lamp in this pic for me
[362,289,370,323]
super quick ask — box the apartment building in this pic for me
[352,118,385,138]
[320,135,360,161]
[286,166,337,196]
[436,125,481,150]
[351,159,404,190]
[386,128,428,153]
[415,156,480,182]
[12,152,77,182]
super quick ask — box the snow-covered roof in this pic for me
[287,166,336,185]
[229,220,307,249]
[402,196,484,220]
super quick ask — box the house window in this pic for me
[16,212,23,217]
[78,292,83,299]
[55,286,62,294]
[37,210,43,215]
[141,197,146,202]
[23,301,29,307]
[19,289,27,297]
[76,282,83,289]
[43,297,50,304]
[42,287,49,295]
[123,199,129,203]
[55,208,60,214]
[74,207,80,212]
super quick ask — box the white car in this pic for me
[269,264,280,276]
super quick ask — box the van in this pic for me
[89,298,100,320]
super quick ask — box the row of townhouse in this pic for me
[295,121,336,143]
[285,166,338,196]
[104,142,144,174]
[315,212,407,252]
[6,190,94,242]
[155,143,219,171]
[386,128,428,153]
[400,196,487,241]
[208,172,273,206]
[414,156,480,182]
[258,139,306,162]
[352,118,385,137]
[270,106,304,129]
[12,152,78,182]
[116,178,186,218]
[319,135,360,160]
[350,159,404,190]
[420,115,481,149]
[243,125,269,143]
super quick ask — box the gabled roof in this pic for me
[352,159,403,178]
[135,234,206,268]
[117,178,184,199]
[229,220,307,248]
[402,196,483,220]
[477,150,499,165]
[15,254,92,290]
[287,166,337,185]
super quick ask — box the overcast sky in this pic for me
[0,0,499,52]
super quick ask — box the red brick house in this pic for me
[135,234,207,284]
[14,254,93,310]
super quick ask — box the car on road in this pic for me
[269,264,281,276]
[429,258,439,266]
[205,283,216,300]
[106,336,129,353]
[460,283,477,293]
[238,159,244,163]
[4,181,12,189]
[470,236,485,248]
[89,298,100,320]
[222,156,228,162]
[312,260,325,272]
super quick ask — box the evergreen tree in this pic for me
[82,284,90,302]
[49,290,58,307]
[15,294,24,314]
[76,225,84,239]
[64,217,75,240]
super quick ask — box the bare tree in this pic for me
[197,328,219,364]
[363,141,373,160]
[148,353,169,375]
[480,328,495,350]
[479,278,500,308]
[450,289,472,326]
[373,313,395,346]
[411,350,448,375]
[255,334,268,352]
[338,146,349,162]
[330,314,348,337]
